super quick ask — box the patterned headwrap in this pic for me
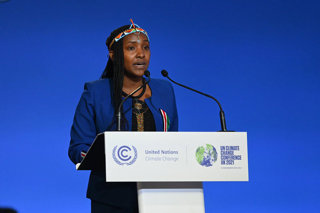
[108,19,149,49]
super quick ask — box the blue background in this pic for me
[1,0,319,212]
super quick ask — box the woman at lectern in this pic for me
[68,19,178,212]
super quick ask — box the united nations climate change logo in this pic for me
[112,145,137,166]
[196,144,218,167]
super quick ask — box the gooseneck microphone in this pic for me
[116,70,151,131]
[161,69,228,132]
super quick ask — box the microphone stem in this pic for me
[166,76,223,110]
[220,110,227,132]
[166,75,227,132]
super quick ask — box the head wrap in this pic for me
[109,19,149,49]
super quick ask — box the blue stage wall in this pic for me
[0,0,319,212]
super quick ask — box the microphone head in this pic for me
[161,70,168,77]
[144,70,150,77]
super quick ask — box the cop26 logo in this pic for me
[112,145,138,165]
[196,144,218,167]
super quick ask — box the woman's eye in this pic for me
[144,45,150,50]
[128,46,135,50]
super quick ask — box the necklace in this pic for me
[132,99,148,131]
[122,78,146,99]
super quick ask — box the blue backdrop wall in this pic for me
[1,0,319,212]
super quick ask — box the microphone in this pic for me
[161,69,228,132]
[116,71,151,131]
[144,70,150,78]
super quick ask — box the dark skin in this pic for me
[109,33,151,101]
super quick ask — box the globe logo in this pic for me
[195,144,218,167]
[112,145,137,166]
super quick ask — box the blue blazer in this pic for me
[69,78,178,207]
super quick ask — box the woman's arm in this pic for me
[68,83,97,164]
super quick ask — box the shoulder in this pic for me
[149,78,176,102]
[81,78,111,103]
[84,78,110,91]
[149,78,173,91]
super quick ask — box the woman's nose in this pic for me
[136,47,145,58]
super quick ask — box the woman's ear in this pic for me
[109,50,114,61]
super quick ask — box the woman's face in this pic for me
[122,32,150,79]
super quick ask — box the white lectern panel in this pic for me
[104,132,248,182]
[137,182,205,213]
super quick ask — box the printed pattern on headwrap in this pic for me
[160,109,170,132]
[109,19,149,49]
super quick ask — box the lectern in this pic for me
[76,132,248,213]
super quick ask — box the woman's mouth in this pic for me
[133,62,146,68]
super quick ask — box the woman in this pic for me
[68,20,178,212]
